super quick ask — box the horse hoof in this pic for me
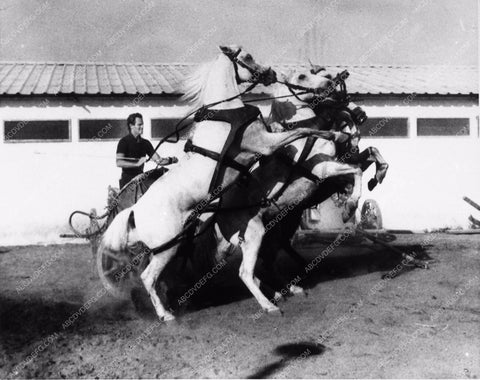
[161,312,175,322]
[368,178,377,191]
[273,292,283,302]
[265,306,282,316]
[289,285,305,295]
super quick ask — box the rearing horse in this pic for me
[181,68,367,313]
[184,67,390,312]
[98,45,339,321]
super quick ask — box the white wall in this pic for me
[0,97,189,245]
[357,103,480,231]
[0,96,478,245]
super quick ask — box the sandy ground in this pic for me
[0,234,479,379]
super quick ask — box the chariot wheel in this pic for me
[97,242,151,299]
[360,199,383,230]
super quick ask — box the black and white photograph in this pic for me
[0,0,478,378]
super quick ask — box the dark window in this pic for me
[4,120,70,142]
[79,119,125,141]
[358,117,408,138]
[152,118,193,140]
[417,118,470,136]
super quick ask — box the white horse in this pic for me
[202,68,365,313]
[98,45,339,321]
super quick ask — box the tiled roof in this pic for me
[0,62,477,96]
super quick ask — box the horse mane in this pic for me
[180,59,216,111]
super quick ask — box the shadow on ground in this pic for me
[130,241,434,318]
[247,341,326,379]
[0,294,138,357]
[0,297,82,354]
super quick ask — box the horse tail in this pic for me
[101,208,136,252]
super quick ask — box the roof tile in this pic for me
[74,64,86,94]
[115,65,137,94]
[106,64,125,94]
[86,65,100,94]
[34,64,55,94]
[96,65,113,94]
[47,64,66,94]
[0,63,24,93]
[8,64,35,94]
[61,64,75,93]
[0,62,476,96]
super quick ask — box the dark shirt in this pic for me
[116,134,155,177]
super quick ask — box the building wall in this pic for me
[0,96,190,245]
[0,95,478,245]
[357,96,479,231]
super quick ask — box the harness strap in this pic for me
[269,136,318,203]
[276,151,323,184]
[151,181,238,256]
[184,140,251,177]
[191,105,261,195]
[281,116,318,131]
[199,192,273,214]
[287,85,307,103]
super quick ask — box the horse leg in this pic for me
[343,169,363,222]
[369,147,389,183]
[356,148,375,172]
[312,162,363,222]
[360,147,389,190]
[236,217,279,313]
[140,248,177,321]
[313,161,362,184]
[280,242,307,295]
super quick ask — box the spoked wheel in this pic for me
[97,242,151,299]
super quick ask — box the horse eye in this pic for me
[298,74,306,80]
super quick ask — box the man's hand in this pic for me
[136,157,147,167]
[153,156,179,165]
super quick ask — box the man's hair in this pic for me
[127,113,143,132]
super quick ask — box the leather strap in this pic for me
[190,105,261,195]
[281,116,319,131]
[268,136,318,204]
[184,139,251,177]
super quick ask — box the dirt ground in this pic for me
[0,234,479,379]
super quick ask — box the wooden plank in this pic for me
[445,229,480,235]
[463,196,480,211]
[469,215,480,227]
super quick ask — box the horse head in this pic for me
[282,67,334,103]
[218,45,277,86]
[268,67,335,125]
[182,45,276,110]
[299,68,364,149]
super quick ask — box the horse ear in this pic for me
[279,69,293,82]
[278,71,289,82]
[218,45,241,56]
[218,45,233,55]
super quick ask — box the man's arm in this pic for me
[116,153,145,168]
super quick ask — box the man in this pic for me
[116,113,178,188]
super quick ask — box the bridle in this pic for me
[223,48,271,85]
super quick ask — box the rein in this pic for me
[147,80,259,162]
[145,67,361,255]
[148,47,266,161]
